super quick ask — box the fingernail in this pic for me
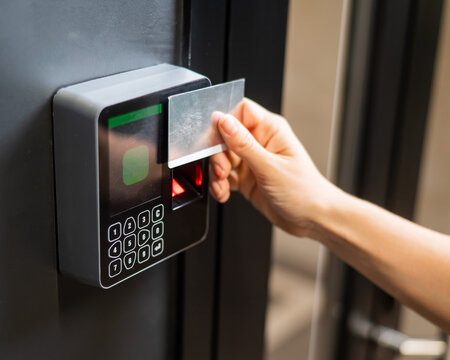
[220,115,238,135]
[212,181,221,196]
[211,111,223,124]
[213,163,223,178]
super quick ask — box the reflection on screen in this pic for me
[122,144,149,186]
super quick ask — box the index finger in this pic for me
[235,98,285,148]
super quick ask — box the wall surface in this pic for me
[0,1,180,358]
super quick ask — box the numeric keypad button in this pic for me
[152,239,164,257]
[138,229,150,246]
[109,259,122,278]
[108,240,122,258]
[124,234,136,253]
[152,222,164,240]
[152,204,164,223]
[108,222,121,242]
[138,245,151,264]
[124,217,136,235]
[124,252,136,270]
[138,210,150,229]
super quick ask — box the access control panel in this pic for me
[53,64,210,288]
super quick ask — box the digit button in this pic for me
[138,229,150,246]
[108,240,122,258]
[124,217,136,235]
[152,222,164,240]
[138,245,150,264]
[109,259,122,278]
[124,234,136,253]
[138,210,150,229]
[108,222,121,242]
[124,252,136,270]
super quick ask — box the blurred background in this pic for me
[265,0,341,359]
[265,0,450,359]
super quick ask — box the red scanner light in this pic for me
[195,165,203,186]
[172,178,185,197]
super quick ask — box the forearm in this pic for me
[312,185,450,331]
[208,99,450,330]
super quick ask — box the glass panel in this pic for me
[265,0,344,358]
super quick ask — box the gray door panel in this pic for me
[0,1,180,358]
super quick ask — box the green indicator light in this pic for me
[122,145,149,186]
[109,104,162,129]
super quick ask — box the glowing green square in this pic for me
[122,145,149,186]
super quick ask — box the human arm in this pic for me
[209,98,450,332]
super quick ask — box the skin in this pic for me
[209,98,450,332]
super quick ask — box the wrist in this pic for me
[307,178,347,237]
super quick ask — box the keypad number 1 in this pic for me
[108,222,121,242]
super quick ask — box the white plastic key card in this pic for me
[168,79,245,168]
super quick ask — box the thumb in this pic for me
[213,111,270,170]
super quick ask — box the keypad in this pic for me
[106,204,165,278]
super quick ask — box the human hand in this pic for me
[209,98,337,237]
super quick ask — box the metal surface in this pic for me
[0,0,182,358]
[215,0,289,359]
[179,1,228,359]
[0,0,288,358]
[180,0,289,359]
[168,79,244,168]
[317,1,446,359]
[349,312,447,357]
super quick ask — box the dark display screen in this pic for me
[106,104,163,215]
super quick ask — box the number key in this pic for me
[108,240,122,258]
[138,245,150,264]
[109,259,122,278]
[108,222,121,241]
[124,252,136,270]
[124,217,136,235]
[124,234,136,253]
[138,229,150,246]
[151,222,164,240]
[138,210,150,229]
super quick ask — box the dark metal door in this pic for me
[0,1,185,358]
[313,1,446,359]
[0,1,289,359]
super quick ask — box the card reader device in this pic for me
[53,64,211,288]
